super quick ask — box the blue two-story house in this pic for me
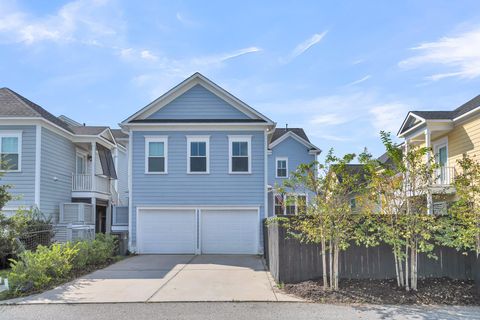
[0,88,129,241]
[121,73,320,254]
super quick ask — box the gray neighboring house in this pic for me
[0,87,128,241]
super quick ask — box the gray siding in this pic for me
[267,136,316,216]
[40,127,76,222]
[131,130,266,246]
[0,125,36,208]
[147,84,251,120]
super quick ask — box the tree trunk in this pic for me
[398,248,405,287]
[394,249,401,287]
[329,239,333,289]
[321,236,328,289]
[405,244,410,291]
[333,241,339,290]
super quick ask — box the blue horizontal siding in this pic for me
[0,125,36,208]
[268,136,316,216]
[40,127,76,222]
[131,130,265,245]
[147,84,251,120]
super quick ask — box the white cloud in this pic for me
[176,12,198,27]
[346,75,371,86]
[369,103,411,133]
[140,50,158,61]
[399,26,480,80]
[0,0,122,45]
[310,114,348,126]
[280,31,327,63]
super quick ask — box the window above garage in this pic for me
[187,135,210,174]
[145,136,168,174]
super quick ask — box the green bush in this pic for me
[8,244,78,292]
[7,234,117,294]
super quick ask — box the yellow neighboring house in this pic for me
[397,94,480,214]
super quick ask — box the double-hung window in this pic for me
[0,131,21,172]
[145,137,168,174]
[274,194,307,215]
[187,136,209,174]
[229,136,251,174]
[276,157,288,178]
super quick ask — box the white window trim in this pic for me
[228,135,252,174]
[75,149,88,175]
[145,136,168,174]
[433,137,449,167]
[0,130,22,172]
[274,193,308,215]
[186,135,210,174]
[275,157,288,178]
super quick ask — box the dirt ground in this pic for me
[284,278,479,305]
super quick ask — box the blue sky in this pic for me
[1,1,480,159]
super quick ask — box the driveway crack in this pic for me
[145,255,197,303]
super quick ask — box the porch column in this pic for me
[106,200,112,235]
[91,142,96,192]
[91,197,97,235]
[425,129,433,215]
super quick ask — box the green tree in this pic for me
[359,132,438,291]
[276,149,364,290]
[437,154,480,256]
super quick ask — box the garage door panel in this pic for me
[138,209,196,254]
[201,209,258,254]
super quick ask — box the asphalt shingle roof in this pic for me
[410,95,480,120]
[270,128,310,143]
[70,126,108,135]
[0,87,74,133]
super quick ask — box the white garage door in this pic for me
[201,209,259,254]
[137,209,197,254]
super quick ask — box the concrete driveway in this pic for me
[8,255,299,303]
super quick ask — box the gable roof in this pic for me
[398,95,480,136]
[269,127,321,154]
[0,87,121,147]
[122,72,275,125]
[0,87,74,133]
[270,128,310,144]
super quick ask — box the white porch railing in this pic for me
[72,173,111,194]
[433,166,455,186]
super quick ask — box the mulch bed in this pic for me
[283,278,479,305]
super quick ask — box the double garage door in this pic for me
[137,207,259,254]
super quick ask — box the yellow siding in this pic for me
[432,114,480,171]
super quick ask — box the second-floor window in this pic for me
[187,136,210,174]
[229,136,251,174]
[276,157,288,178]
[145,137,168,174]
[0,132,21,172]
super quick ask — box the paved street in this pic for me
[1,302,480,320]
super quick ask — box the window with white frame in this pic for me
[76,152,87,174]
[229,136,251,173]
[276,157,288,178]
[145,137,167,173]
[274,194,307,215]
[0,132,21,171]
[187,136,209,173]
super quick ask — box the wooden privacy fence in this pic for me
[264,220,478,287]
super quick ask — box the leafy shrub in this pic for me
[7,234,118,294]
[0,208,54,268]
[8,244,78,292]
